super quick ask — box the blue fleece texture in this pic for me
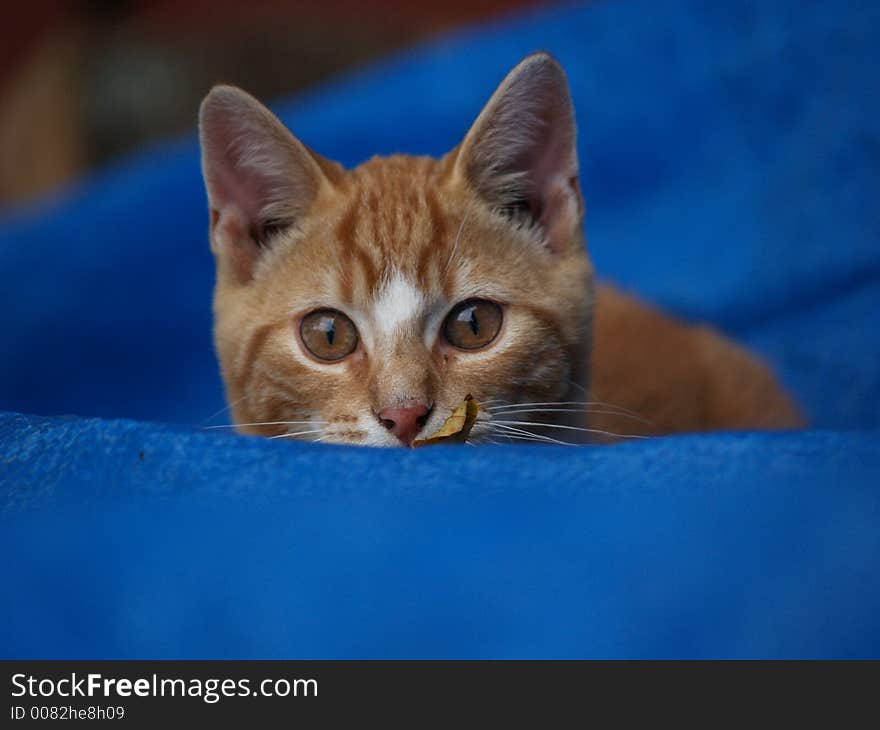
[0,0,878,657]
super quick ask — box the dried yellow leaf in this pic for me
[413,395,479,447]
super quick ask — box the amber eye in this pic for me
[300,309,359,361]
[443,299,503,350]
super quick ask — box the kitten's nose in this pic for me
[378,402,431,446]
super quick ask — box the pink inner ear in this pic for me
[202,114,293,232]
[200,87,321,235]
[207,147,274,228]
[492,118,582,252]
[530,118,573,193]
[457,55,582,252]
[540,175,582,254]
[211,206,261,284]
[202,131,272,282]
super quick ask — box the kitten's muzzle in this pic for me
[377,402,432,447]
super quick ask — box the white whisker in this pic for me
[486,400,652,424]
[269,429,326,440]
[489,423,575,446]
[199,394,251,425]
[442,202,473,278]
[489,407,649,422]
[567,379,589,395]
[488,400,630,412]
[490,433,563,445]
[568,388,654,423]
[205,420,327,430]
[491,419,648,441]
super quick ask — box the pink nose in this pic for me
[378,402,431,446]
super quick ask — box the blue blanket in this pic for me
[1,0,878,658]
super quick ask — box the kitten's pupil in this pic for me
[324,319,336,345]
[468,309,479,336]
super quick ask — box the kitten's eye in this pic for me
[300,309,359,361]
[443,299,503,350]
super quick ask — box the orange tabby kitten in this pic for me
[198,53,802,446]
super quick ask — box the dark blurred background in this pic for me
[0,0,550,206]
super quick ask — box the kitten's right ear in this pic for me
[451,53,582,254]
[198,85,334,283]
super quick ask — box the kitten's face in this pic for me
[201,53,593,445]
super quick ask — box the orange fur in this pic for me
[198,54,803,447]
[590,284,803,439]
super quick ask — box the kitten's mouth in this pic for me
[418,407,433,431]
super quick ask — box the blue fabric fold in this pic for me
[2,412,879,658]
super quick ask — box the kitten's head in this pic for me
[199,53,593,446]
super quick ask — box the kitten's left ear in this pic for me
[452,53,583,253]
[199,85,338,283]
